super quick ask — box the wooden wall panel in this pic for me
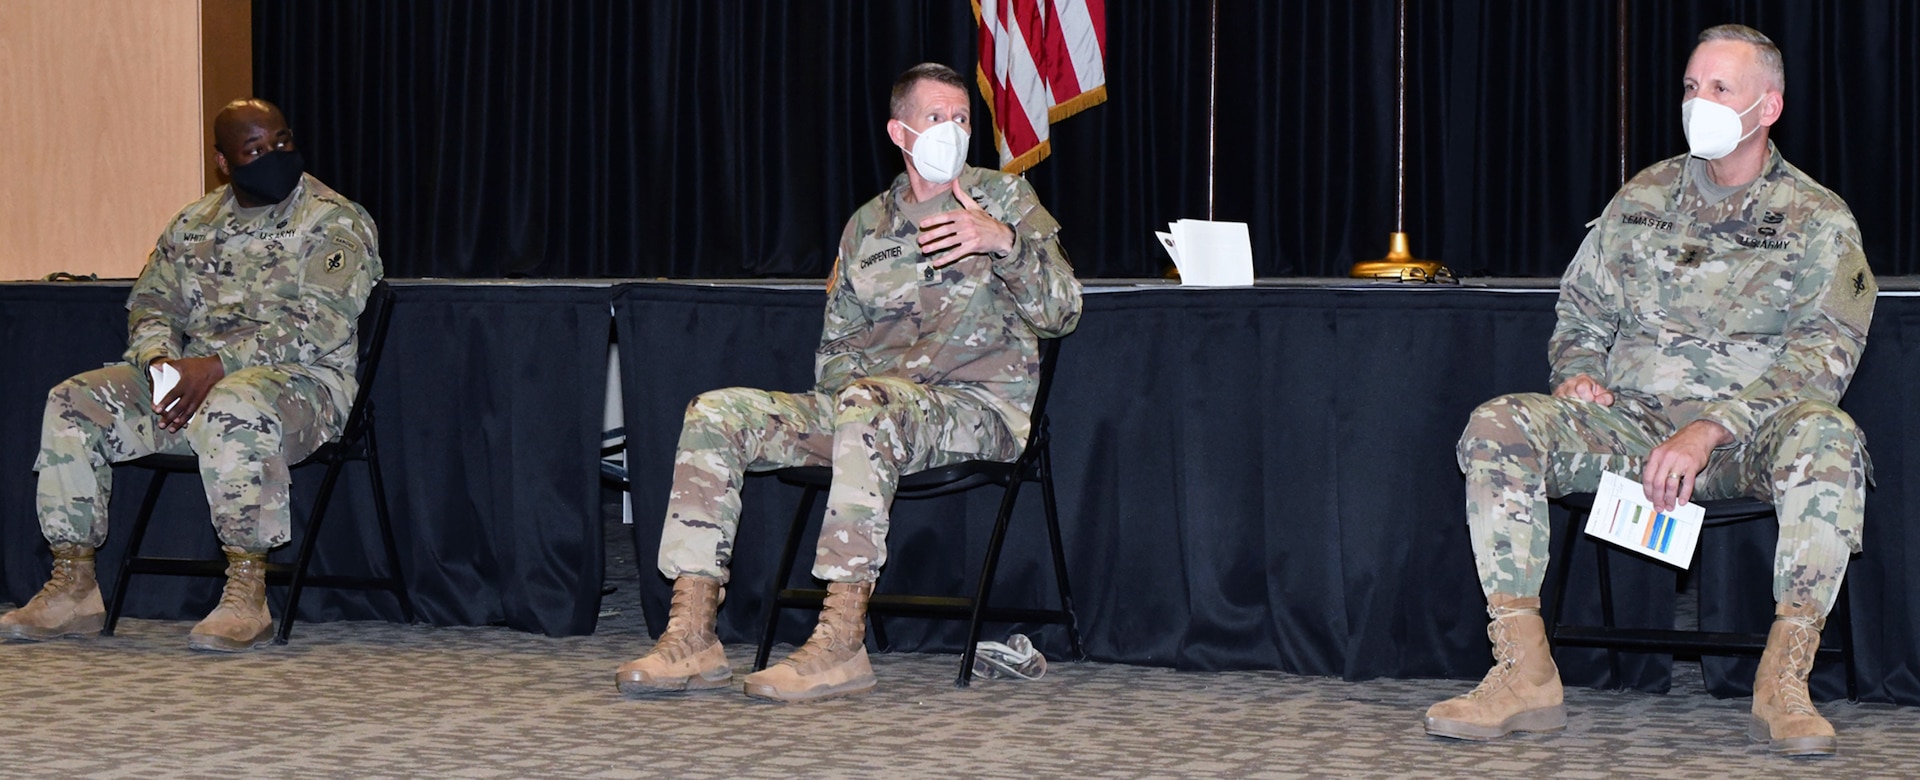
[200,0,252,192]
[0,0,249,282]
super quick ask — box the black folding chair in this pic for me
[751,337,1085,687]
[102,280,415,644]
[1547,492,1857,701]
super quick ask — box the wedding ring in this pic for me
[1666,473,1681,481]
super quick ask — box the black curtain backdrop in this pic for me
[253,1,1917,279]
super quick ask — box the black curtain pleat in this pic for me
[253,0,1918,279]
[1427,1,1623,277]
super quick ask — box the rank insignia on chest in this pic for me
[1677,246,1705,267]
[325,250,345,273]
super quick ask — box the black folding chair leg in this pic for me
[103,470,173,637]
[957,477,1027,688]
[1545,508,1586,643]
[278,458,347,644]
[1594,545,1624,689]
[365,426,416,623]
[1038,446,1084,661]
[1835,579,1859,703]
[756,485,818,671]
[867,611,890,653]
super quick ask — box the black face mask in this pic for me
[229,149,305,205]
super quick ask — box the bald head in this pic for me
[213,98,295,174]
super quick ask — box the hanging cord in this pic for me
[1618,0,1630,185]
[1207,0,1219,220]
[1394,0,1406,233]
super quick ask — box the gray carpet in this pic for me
[1,508,1914,778]
[5,604,1916,778]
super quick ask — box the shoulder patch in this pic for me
[1825,239,1875,333]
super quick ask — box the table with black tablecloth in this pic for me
[0,282,613,637]
[6,280,1916,704]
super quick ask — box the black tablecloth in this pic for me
[0,283,612,637]
[5,281,1916,704]
[614,284,1919,705]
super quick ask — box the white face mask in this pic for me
[902,120,970,184]
[1682,94,1765,160]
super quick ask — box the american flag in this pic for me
[974,0,1107,173]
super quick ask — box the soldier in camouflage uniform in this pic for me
[0,99,381,653]
[617,63,1081,702]
[1425,27,1873,757]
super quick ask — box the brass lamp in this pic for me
[1351,232,1450,281]
[1350,0,1454,283]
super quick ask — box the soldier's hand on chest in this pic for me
[919,180,1015,268]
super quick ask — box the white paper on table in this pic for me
[150,363,181,411]
[1165,219,1254,287]
[1583,470,1706,569]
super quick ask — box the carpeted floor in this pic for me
[1,507,1914,778]
[3,612,1916,779]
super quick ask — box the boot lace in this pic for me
[652,582,718,662]
[31,556,85,601]
[783,627,845,669]
[217,558,266,611]
[1461,604,1537,700]
[783,585,866,670]
[1771,615,1821,716]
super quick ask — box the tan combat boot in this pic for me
[616,576,732,694]
[1749,603,1837,756]
[187,547,273,652]
[742,580,876,702]
[0,543,106,641]
[1424,594,1567,740]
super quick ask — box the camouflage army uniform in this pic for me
[658,166,1082,584]
[1460,143,1874,616]
[36,174,382,553]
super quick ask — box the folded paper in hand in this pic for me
[150,363,181,412]
[1583,470,1705,569]
[1156,219,1253,286]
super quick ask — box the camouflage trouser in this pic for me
[657,377,1021,584]
[35,363,340,552]
[1459,393,1866,616]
